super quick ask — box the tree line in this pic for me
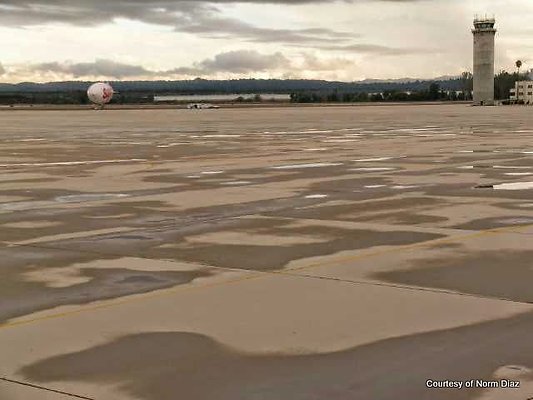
[0,77,464,94]
[290,69,531,103]
[290,82,468,103]
[0,72,529,105]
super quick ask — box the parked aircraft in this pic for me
[187,103,220,109]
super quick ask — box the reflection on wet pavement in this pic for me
[1,105,533,400]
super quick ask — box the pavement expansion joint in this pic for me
[1,222,532,331]
[280,271,533,306]
[2,240,254,275]
[0,377,95,400]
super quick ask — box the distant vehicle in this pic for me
[187,103,220,109]
[87,82,114,108]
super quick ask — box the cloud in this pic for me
[0,1,357,46]
[309,43,429,55]
[0,2,316,29]
[171,50,355,76]
[0,63,5,75]
[175,15,356,44]
[30,59,153,79]
[14,50,356,80]
[0,0,434,56]
[172,50,291,75]
[0,0,392,28]
[298,53,352,71]
[23,51,292,79]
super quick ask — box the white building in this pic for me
[510,81,533,104]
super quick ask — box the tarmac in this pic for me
[0,104,533,399]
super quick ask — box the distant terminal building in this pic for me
[472,17,496,106]
[510,81,533,104]
[154,93,291,103]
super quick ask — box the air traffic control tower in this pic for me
[472,17,496,105]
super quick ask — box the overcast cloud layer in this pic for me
[0,0,532,82]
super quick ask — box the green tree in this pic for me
[428,83,441,100]
[516,60,523,75]
[327,90,339,102]
[494,69,529,100]
[370,93,384,102]
[460,71,473,100]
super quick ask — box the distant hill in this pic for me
[0,77,463,94]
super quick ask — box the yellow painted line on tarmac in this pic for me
[6,227,136,246]
[287,223,533,273]
[286,230,488,273]
[0,223,531,331]
[0,272,265,331]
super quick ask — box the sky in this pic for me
[0,0,532,83]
